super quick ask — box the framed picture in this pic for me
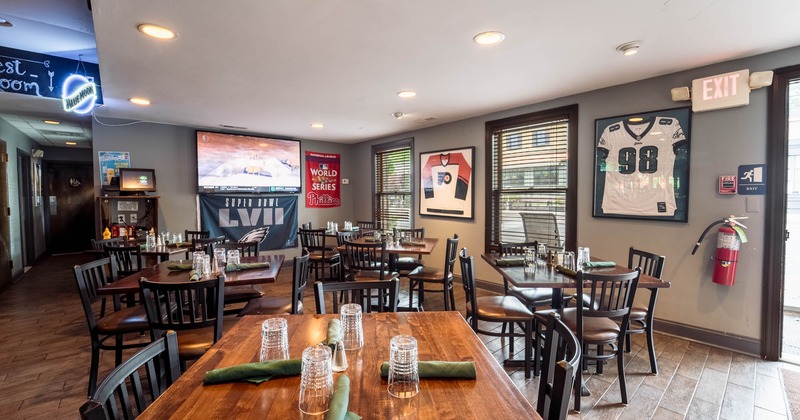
[419,146,475,219]
[592,107,691,222]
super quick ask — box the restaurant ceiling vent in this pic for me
[40,130,84,137]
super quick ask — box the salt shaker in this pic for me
[331,341,348,372]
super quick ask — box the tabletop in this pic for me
[139,312,539,419]
[97,254,285,295]
[339,237,439,256]
[85,242,192,259]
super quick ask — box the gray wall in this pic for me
[91,120,355,259]
[352,45,800,340]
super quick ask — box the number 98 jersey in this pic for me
[597,116,687,216]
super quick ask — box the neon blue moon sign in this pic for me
[61,74,97,114]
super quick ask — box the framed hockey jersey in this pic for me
[592,107,691,222]
[420,146,475,219]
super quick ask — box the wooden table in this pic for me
[340,237,439,272]
[84,243,192,263]
[139,312,539,419]
[97,255,285,295]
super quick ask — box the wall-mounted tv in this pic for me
[119,168,157,194]
[197,131,302,193]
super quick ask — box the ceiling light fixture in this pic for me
[43,120,61,125]
[628,117,644,122]
[616,41,641,56]
[392,112,404,119]
[129,97,151,106]
[397,91,416,98]
[473,31,505,46]
[311,123,324,129]
[65,141,77,145]
[137,23,177,40]
[0,18,12,27]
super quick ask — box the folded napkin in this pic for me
[555,265,577,277]
[225,262,270,272]
[400,239,426,247]
[362,236,381,242]
[495,257,525,267]
[189,270,201,281]
[325,375,361,420]
[167,263,193,271]
[323,319,342,350]
[203,359,302,385]
[379,361,477,379]
[584,261,616,268]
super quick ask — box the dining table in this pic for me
[138,312,540,419]
[97,254,286,296]
[339,236,439,272]
[84,241,193,263]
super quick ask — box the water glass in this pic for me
[578,247,591,267]
[214,248,227,266]
[173,233,183,244]
[260,318,289,362]
[226,249,240,265]
[387,335,419,398]
[192,251,206,271]
[299,344,333,415]
[340,303,364,350]
[536,243,548,267]
[161,231,170,245]
[562,251,576,270]
[201,255,211,276]
[524,248,536,275]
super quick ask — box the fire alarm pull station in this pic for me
[719,176,737,194]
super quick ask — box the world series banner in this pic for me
[305,151,341,208]
[199,194,298,250]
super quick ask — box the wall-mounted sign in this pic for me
[691,69,750,112]
[738,164,766,195]
[719,175,737,194]
[62,74,97,114]
[0,46,103,106]
[305,151,341,208]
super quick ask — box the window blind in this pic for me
[374,142,412,231]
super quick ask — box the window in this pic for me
[373,139,413,231]
[485,105,578,252]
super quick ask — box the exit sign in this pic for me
[691,69,750,112]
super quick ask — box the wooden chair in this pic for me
[238,250,311,316]
[91,237,123,251]
[343,240,397,282]
[184,230,210,258]
[313,278,400,314]
[407,234,459,311]
[301,222,313,229]
[215,240,264,313]
[520,212,562,249]
[103,244,144,278]
[536,312,581,420]
[356,220,375,230]
[626,247,666,374]
[458,248,534,378]
[74,258,150,395]
[393,227,425,276]
[217,241,260,258]
[139,275,233,369]
[336,231,362,281]
[190,235,227,255]
[79,331,181,420]
[299,228,340,283]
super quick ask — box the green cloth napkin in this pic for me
[203,359,302,385]
[324,375,361,420]
[323,319,342,350]
[584,261,616,268]
[225,262,270,272]
[167,263,193,271]
[555,265,577,277]
[189,270,201,281]
[495,257,525,267]
[379,361,477,379]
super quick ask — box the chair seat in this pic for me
[549,308,621,343]
[475,296,533,322]
[224,285,265,302]
[238,296,303,316]
[508,286,553,305]
[629,302,649,320]
[407,266,450,282]
[175,317,239,360]
[309,251,339,262]
[353,270,399,281]
[394,257,423,271]
[95,305,150,334]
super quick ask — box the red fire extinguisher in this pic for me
[692,215,749,286]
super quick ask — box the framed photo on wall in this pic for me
[592,107,691,222]
[419,146,475,219]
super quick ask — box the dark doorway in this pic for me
[0,140,11,290]
[17,151,34,266]
[45,161,94,254]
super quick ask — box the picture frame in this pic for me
[419,146,475,219]
[592,107,691,222]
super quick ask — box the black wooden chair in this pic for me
[91,237,123,251]
[407,234,459,311]
[74,258,150,396]
[336,231,362,281]
[313,278,400,314]
[626,247,666,374]
[184,230,210,258]
[299,228,340,283]
[458,248,534,378]
[356,220,375,230]
[218,241,260,257]
[103,244,144,278]
[190,235,226,256]
[239,250,311,316]
[343,240,397,282]
[536,312,581,420]
[393,227,425,276]
[79,331,181,420]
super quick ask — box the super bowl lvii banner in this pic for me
[305,151,341,208]
[199,194,298,250]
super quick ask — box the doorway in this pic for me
[0,140,11,290]
[783,78,800,362]
[17,151,34,267]
[44,161,95,254]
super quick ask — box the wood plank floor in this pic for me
[0,254,793,419]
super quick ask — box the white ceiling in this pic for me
[2,0,800,145]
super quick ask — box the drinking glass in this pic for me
[536,243,548,267]
[260,318,289,362]
[214,248,227,267]
[226,249,240,265]
[578,247,591,267]
[192,251,206,271]
[173,233,183,244]
[387,335,419,398]
[161,231,170,245]
[524,248,536,275]
[340,303,364,350]
[299,344,333,415]
[563,251,576,270]
[201,255,211,276]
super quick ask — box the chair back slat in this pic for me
[443,235,460,278]
[356,220,375,230]
[628,247,666,279]
[291,250,311,314]
[344,240,389,280]
[140,276,225,342]
[499,241,538,257]
[313,279,399,314]
[298,228,327,251]
[537,312,581,420]
[458,248,479,330]
[185,230,210,242]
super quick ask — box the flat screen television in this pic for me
[196,131,302,193]
[119,168,157,194]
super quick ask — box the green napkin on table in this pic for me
[225,262,270,272]
[584,261,616,268]
[323,319,342,350]
[189,270,201,281]
[495,257,525,267]
[555,265,577,277]
[324,375,361,420]
[167,263,193,271]
[379,361,477,379]
[203,359,302,385]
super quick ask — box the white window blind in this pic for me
[373,141,412,231]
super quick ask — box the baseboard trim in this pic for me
[654,318,761,357]
[474,278,505,294]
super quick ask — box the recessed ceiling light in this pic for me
[629,117,644,122]
[137,23,177,40]
[397,91,416,98]
[65,141,77,146]
[0,18,12,27]
[43,120,61,125]
[473,31,505,46]
[310,123,324,129]
[129,97,151,106]
[616,41,641,56]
